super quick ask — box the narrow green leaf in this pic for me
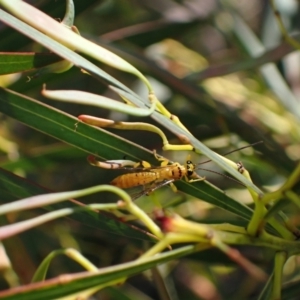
[0,87,152,161]
[0,0,151,89]
[0,52,62,74]
[0,8,142,96]
[176,180,253,220]
[0,167,151,241]
[257,273,274,300]
[0,145,84,172]
[0,88,255,221]
[0,245,196,300]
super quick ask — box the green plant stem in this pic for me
[139,233,209,260]
[247,202,294,240]
[262,162,300,205]
[216,230,300,254]
[271,251,287,300]
[32,248,98,282]
[0,0,152,90]
[269,0,300,51]
[285,190,300,209]
[247,163,300,239]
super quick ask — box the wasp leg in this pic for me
[169,182,178,192]
[152,149,170,167]
[184,174,206,183]
[188,177,206,183]
[132,179,176,200]
[146,179,176,195]
[134,160,152,168]
[130,182,159,201]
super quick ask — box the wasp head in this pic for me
[186,160,195,176]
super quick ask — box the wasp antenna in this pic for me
[197,141,263,166]
[196,167,245,187]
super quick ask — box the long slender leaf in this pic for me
[0,52,62,74]
[0,167,151,241]
[0,245,197,300]
[0,8,262,192]
[0,87,255,221]
[0,8,135,96]
[0,87,151,161]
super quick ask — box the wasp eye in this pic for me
[187,160,192,164]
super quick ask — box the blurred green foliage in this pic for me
[1,0,300,299]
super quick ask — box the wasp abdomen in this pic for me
[110,172,159,189]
